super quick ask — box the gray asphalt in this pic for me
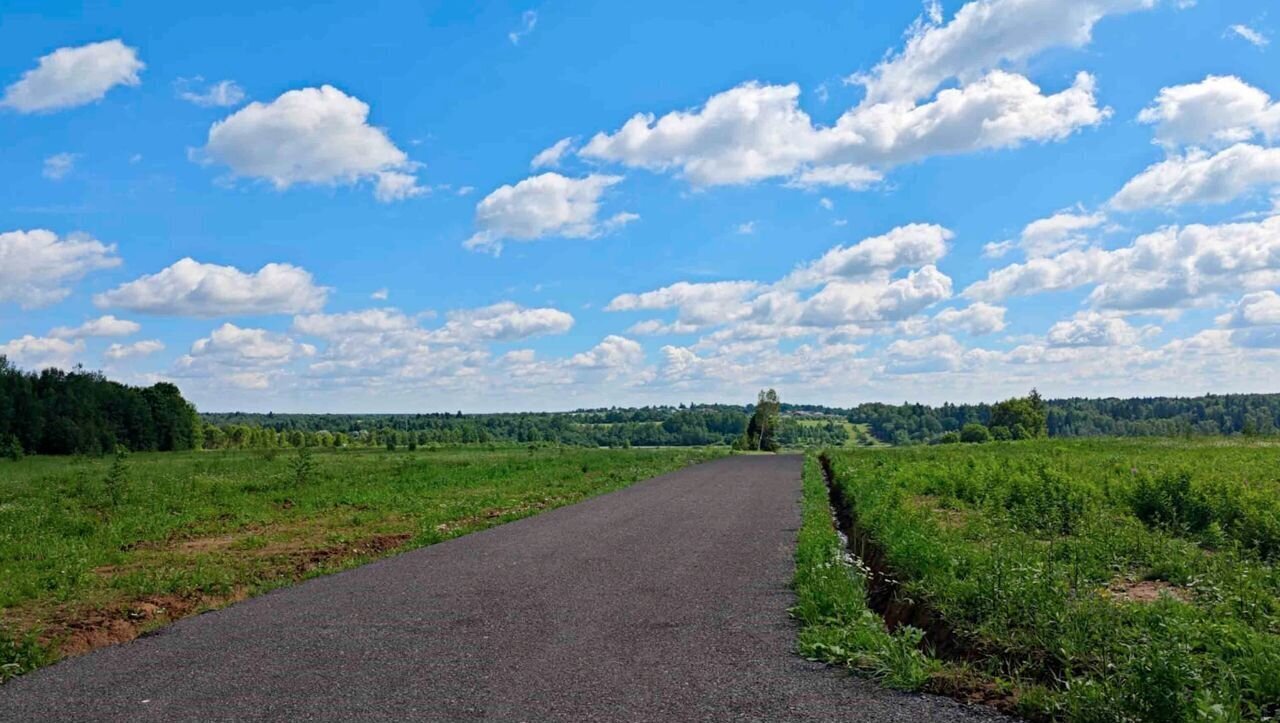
[0,454,1007,722]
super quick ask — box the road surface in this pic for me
[0,455,1006,721]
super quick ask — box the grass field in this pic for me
[791,417,881,448]
[0,445,723,680]
[797,439,1280,721]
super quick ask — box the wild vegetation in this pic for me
[805,439,1280,721]
[0,445,722,680]
[792,455,937,690]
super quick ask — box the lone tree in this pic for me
[739,389,781,451]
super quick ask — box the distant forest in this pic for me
[0,359,201,457]
[200,406,848,449]
[2,357,1278,455]
[821,394,1280,445]
[208,393,1280,448]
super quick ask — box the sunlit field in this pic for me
[795,438,1280,721]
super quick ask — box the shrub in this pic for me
[1131,470,1212,535]
[1,434,23,461]
[291,446,316,486]
[960,424,991,444]
[103,447,129,508]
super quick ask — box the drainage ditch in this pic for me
[817,453,969,662]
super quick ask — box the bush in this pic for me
[960,424,991,444]
[1131,470,1212,535]
[291,446,316,486]
[937,431,961,444]
[1,434,22,461]
[103,447,129,507]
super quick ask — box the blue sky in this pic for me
[2,0,1279,412]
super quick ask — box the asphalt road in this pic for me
[0,455,1007,722]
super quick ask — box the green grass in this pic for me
[820,438,1280,721]
[791,454,938,690]
[0,444,723,679]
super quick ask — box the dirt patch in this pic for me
[909,495,973,530]
[29,530,415,663]
[1107,578,1190,604]
[290,533,413,575]
[27,590,248,659]
[174,533,245,553]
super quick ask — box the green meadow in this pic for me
[795,438,1280,721]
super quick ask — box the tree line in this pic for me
[3,357,1276,456]
[200,392,848,451]
[824,392,1280,445]
[0,358,201,457]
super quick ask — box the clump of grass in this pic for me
[791,454,938,691]
[0,628,49,682]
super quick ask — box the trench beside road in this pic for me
[0,455,1006,722]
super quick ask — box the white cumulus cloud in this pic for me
[1110,143,1280,210]
[50,315,140,339]
[986,209,1107,258]
[581,72,1108,188]
[1046,311,1150,347]
[104,339,164,361]
[607,281,762,328]
[0,229,121,308]
[531,137,574,169]
[570,335,645,371]
[199,85,423,201]
[464,173,635,254]
[95,257,329,317]
[931,302,1008,335]
[1137,75,1280,148]
[784,223,952,287]
[1,39,143,113]
[427,302,575,343]
[799,266,953,326]
[1217,291,1280,328]
[849,0,1154,105]
[293,308,417,338]
[967,214,1280,312]
[0,335,84,370]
